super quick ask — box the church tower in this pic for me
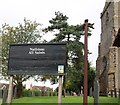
[96,1,120,96]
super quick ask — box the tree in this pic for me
[1,18,42,98]
[88,64,95,95]
[43,11,94,95]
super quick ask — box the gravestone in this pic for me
[90,87,93,97]
[0,90,2,98]
[2,88,8,104]
[94,80,99,105]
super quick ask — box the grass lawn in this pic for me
[11,96,119,105]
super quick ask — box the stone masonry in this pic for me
[0,35,2,72]
[96,1,120,96]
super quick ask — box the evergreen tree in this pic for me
[43,11,95,95]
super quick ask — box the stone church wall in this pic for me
[96,1,120,96]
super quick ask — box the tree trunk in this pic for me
[16,81,23,98]
[62,34,70,97]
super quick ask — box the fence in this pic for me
[108,88,120,98]
[22,89,57,97]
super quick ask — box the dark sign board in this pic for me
[8,43,66,75]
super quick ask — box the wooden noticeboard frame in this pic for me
[8,43,66,75]
[7,43,66,105]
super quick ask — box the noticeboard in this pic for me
[8,43,66,75]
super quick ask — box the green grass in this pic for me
[11,96,119,104]
[99,96,119,103]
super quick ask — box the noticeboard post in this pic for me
[8,43,66,75]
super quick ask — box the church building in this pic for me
[96,1,120,96]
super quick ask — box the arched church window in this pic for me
[106,12,109,26]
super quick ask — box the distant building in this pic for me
[96,1,120,96]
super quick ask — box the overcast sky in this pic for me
[0,0,105,67]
